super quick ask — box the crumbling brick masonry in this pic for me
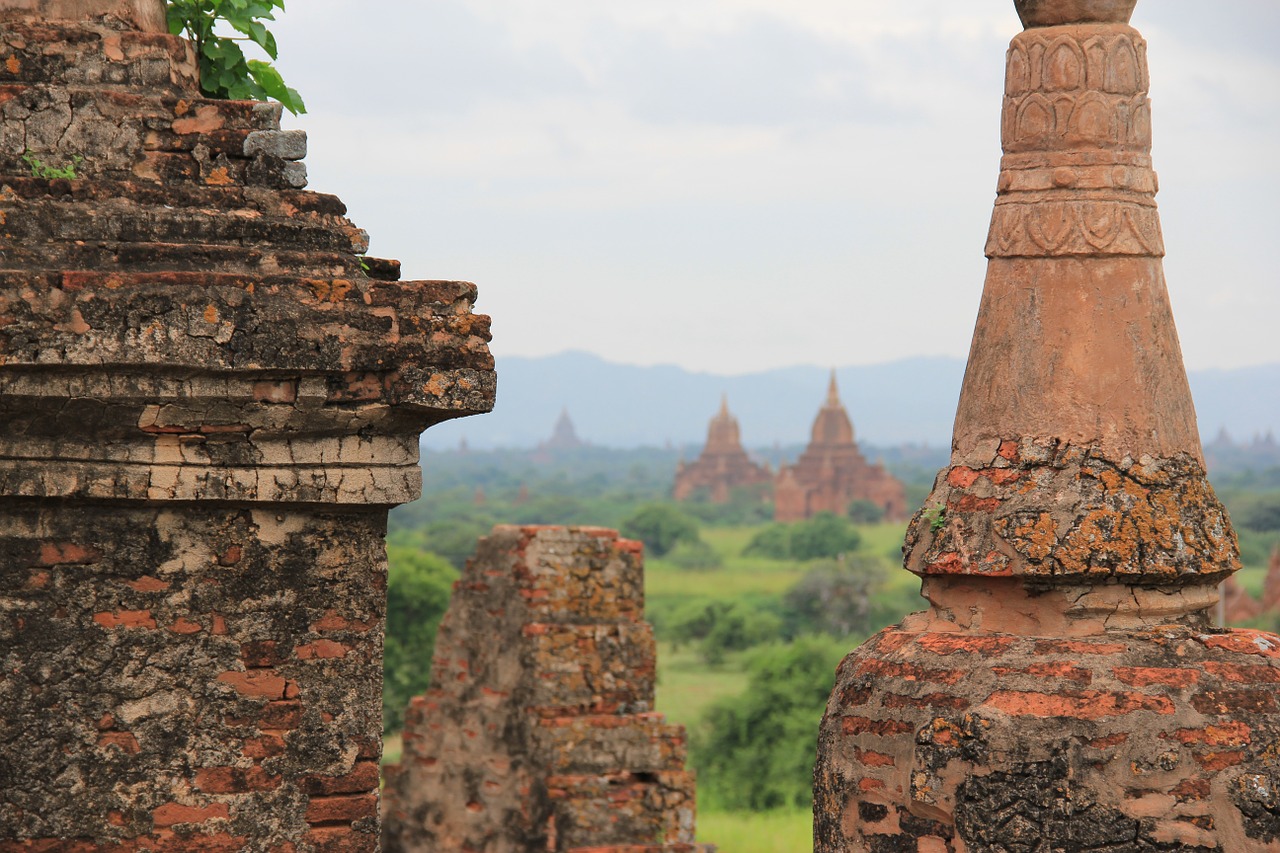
[0,2,495,850]
[383,526,711,853]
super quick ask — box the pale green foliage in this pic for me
[21,151,81,179]
[166,0,306,115]
[743,512,863,561]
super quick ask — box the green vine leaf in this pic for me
[167,0,305,115]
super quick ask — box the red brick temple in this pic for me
[774,372,907,522]
[673,396,771,504]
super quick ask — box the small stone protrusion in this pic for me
[244,129,308,161]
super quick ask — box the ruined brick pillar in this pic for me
[0,2,495,850]
[383,526,709,853]
[814,1,1280,849]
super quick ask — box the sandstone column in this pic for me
[814,1,1280,849]
[0,6,494,851]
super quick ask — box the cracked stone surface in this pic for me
[0,4,495,851]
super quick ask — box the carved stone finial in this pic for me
[1014,0,1137,27]
[0,0,166,30]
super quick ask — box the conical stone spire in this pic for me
[814,3,1280,849]
[673,396,769,503]
[825,369,840,406]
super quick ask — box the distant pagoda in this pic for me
[541,407,586,451]
[673,396,771,503]
[775,372,906,522]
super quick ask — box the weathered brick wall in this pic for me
[383,526,711,853]
[0,3,494,850]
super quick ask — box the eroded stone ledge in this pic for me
[905,438,1238,584]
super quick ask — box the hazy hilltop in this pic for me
[423,351,1280,451]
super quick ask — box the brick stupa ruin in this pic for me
[774,372,906,523]
[673,396,771,504]
[383,526,708,853]
[814,1,1280,850]
[0,1,494,850]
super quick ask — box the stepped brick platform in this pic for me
[0,1,494,850]
[383,526,713,853]
[814,1,1280,850]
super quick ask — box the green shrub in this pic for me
[702,605,783,665]
[744,513,862,561]
[665,599,784,663]
[622,504,700,557]
[846,499,885,524]
[692,636,848,810]
[781,556,888,639]
[166,0,305,114]
[667,538,723,570]
[790,513,862,560]
[383,546,457,734]
[742,523,792,559]
[1233,492,1280,533]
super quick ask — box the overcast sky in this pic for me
[267,1,1278,376]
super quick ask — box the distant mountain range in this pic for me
[422,351,1280,451]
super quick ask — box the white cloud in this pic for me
[271,0,1278,374]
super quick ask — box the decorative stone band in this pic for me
[0,455,423,505]
[997,158,1156,193]
[902,439,1239,584]
[1005,27,1148,99]
[1002,90,1152,152]
[990,25,1160,258]
[986,197,1163,257]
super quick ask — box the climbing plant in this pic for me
[166,0,306,115]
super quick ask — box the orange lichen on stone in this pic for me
[203,166,234,186]
[907,443,1238,583]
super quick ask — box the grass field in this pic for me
[654,642,750,735]
[698,809,810,851]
